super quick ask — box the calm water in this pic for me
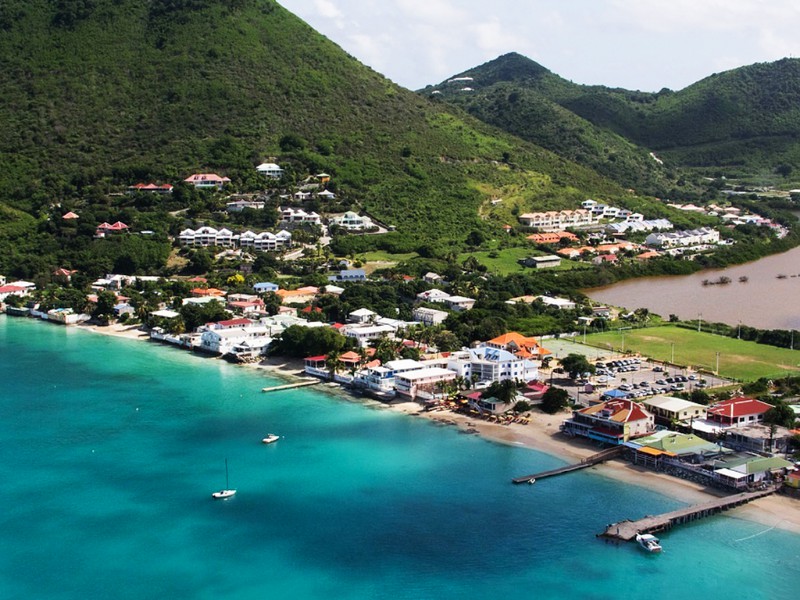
[2,317,799,599]
[587,245,800,330]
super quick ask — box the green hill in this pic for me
[0,0,624,278]
[426,52,800,185]
[421,53,677,196]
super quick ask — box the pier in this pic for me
[262,379,323,393]
[512,446,624,484]
[599,487,777,541]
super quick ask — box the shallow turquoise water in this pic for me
[1,316,798,599]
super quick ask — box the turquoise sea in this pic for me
[1,316,799,599]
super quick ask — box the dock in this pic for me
[261,379,323,393]
[512,446,624,484]
[599,487,777,541]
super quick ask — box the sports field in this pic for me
[584,325,800,381]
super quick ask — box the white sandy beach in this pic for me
[80,321,800,536]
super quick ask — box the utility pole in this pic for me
[697,313,702,333]
[737,321,741,340]
[671,342,675,365]
[716,351,720,375]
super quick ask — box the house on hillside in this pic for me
[256,163,284,179]
[128,183,173,194]
[184,173,231,189]
[413,306,449,326]
[328,269,367,283]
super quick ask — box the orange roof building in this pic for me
[484,331,551,359]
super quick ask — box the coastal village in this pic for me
[2,161,800,544]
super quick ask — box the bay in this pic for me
[587,245,800,330]
[1,316,799,599]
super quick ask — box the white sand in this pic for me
[388,401,800,535]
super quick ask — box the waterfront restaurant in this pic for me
[394,367,456,401]
[561,399,655,445]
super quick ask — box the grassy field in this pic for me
[584,325,800,381]
[458,247,584,276]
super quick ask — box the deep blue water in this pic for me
[1,316,798,599]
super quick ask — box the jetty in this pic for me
[262,379,323,393]
[512,446,624,484]
[599,487,777,541]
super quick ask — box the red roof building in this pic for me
[62,211,79,220]
[707,397,773,427]
[184,173,231,189]
[129,183,174,194]
[212,318,253,329]
[562,399,655,444]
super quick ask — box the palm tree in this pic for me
[325,350,342,381]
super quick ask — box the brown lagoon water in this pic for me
[587,244,800,330]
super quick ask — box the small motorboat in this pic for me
[527,478,536,485]
[635,533,662,553]
[262,434,280,444]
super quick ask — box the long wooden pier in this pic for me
[599,487,777,541]
[262,379,323,393]
[512,446,624,484]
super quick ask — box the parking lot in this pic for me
[548,355,733,407]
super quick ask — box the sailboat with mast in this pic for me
[211,458,236,499]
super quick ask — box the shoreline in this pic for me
[77,320,800,536]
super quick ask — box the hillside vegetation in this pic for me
[0,0,623,276]
[426,53,800,185]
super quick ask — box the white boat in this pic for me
[211,458,236,499]
[261,434,280,444]
[635,533,662,553]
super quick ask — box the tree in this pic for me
[540,388,570,414]
[688,389,710,405]
[325,350,342,381]
[93,290,118,324]
[559,353,595,379]
[764,401,797,429]
[486,379,518,406]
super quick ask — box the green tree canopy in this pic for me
[559,353,595,379]
[540,387,570,414]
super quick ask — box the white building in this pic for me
[343,324,396,347]
[256,163,284,179]
[331,211,374,231]
[413,307,450,326]
[645,227,720,249]
[518,209,594,232]
[280,207,322,226]
[416,289,451,303]
[537,295,576,310]
[199,326,272,355]
[443,295,476,312]
[227,199,266,212]
[239,230,292,252]
[446,347,538,384]
[394,367,456,400]
[178,227,291,251]
[605,219,673,235]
